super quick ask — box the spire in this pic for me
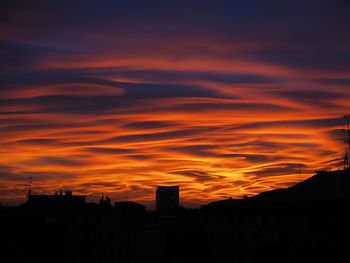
[99,193,112,207]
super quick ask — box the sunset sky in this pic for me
[1,1,350,208]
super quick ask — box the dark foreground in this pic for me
[1,169,350,263]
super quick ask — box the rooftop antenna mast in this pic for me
[27,176,32,197]
[345,114,350,169]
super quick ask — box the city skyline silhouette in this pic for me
[1,166,350,262]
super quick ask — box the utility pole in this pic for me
[345,115,350,157]
[28,176,32,196]
[344,114,350,170]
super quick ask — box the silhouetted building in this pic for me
[156,186,179,211]
[252,167,350,203]
[27,190,86,207]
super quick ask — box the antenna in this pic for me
[344,114,350,169]
[27,176,32,196]
[345,115,350,157]
[344,152,349,170]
